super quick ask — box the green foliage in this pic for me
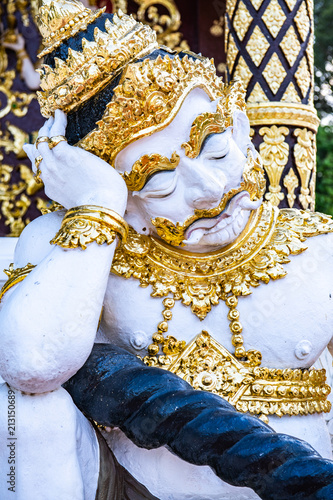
[315,126,333,215]
[314,0,333,120]
[314,1,333,213]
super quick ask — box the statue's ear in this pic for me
[232,110,255,157]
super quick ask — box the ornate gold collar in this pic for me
[111,203,333,320]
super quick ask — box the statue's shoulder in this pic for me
[14,209,65,267]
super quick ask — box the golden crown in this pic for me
[36,0,105,57]
[37,9,158,116]
[78,55,229,166]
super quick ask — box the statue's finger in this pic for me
[36,116,54,141]
[23,144,38,170]
[49,109,67,137]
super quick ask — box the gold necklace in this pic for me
[111,203,333,368]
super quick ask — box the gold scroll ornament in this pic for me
[0,48,45,236]
[259,125,289,207]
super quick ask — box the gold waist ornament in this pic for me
[111,203,333,420]
[143,330,331,422]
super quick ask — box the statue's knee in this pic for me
[0,384,78,444]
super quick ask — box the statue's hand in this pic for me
[23,110,128,215]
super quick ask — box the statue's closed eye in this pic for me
[122,151,180,191]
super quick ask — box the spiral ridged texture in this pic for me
[64,344,333,499]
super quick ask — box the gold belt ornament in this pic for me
[144,331,331,422]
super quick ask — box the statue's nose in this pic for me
[185,165,225,209]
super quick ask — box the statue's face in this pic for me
[115,88,261,252]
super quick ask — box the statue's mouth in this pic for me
[184,191,255,243]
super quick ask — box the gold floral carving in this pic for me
[247,83,269,103]
[233,1,252,41]
[259,125,289,206]
[37,0,105,57]
[262,53,287,94]
[246,102,319,131]
[283,168,299,208]
[251,0,265,10]
[144,331,331,419]
[281,82,301,103]
[113,204,278,319]
[284,0,297,10]
[112,205,333,321]
[233,56,253,89]
[0,31,44,237]
[280,26,301,67]
[226,32,238,73]
[262,0,286,38]
[246,26,269,67]
[294,128,315,210]
[37,11,158,117]
[79,55,225,167]
[226,0,238,18]
[134,0,189,51]
[111,0,128,11]
[0,71,35,119]
[0,156,44,236]
[295,1,310,41]
[295,57,311,98]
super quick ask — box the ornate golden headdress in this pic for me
[36,0,105,57]
[35,0,246,172]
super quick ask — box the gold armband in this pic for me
[50,205,129,250]
[0,263,36,302]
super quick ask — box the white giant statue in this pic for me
[0,1,333,499]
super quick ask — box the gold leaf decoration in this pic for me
[247,83,269,103]
[233,0,252,41]
[78,55,225,167]
[251,0,265,10]
[262,53,287,94]
[294,128,315,210]
[280,25,301,67]
[262,0,286,38]
[233,56,253,89]
[281,82,302,103]
[295,1,310,41]
[112,204,333,319]
[227,32,238,73]
[259,125,290,206]
[283,168,299,208]
[295,57,311,98]
[227,0,238,18]
[246,25,270,67]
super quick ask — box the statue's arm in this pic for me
[0,112,127,394]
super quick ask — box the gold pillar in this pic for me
[225,0,319,210]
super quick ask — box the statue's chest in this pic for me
[100,238,333,369]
